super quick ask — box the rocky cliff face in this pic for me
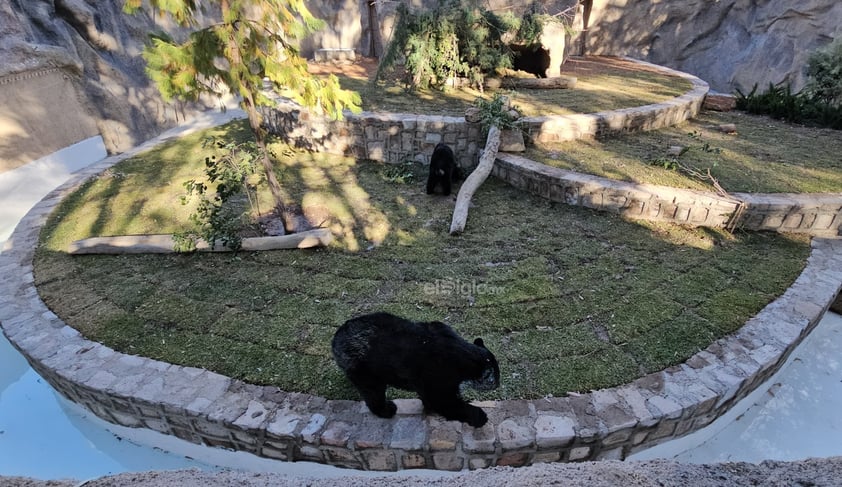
[2,0,839,167]
[578,0,842,93]
[0,0,210,164]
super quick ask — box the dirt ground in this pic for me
[5,457,842,486]
[308,55,662,79]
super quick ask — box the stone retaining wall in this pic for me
[259,57,708,169]
[494,153,842,237]
[2,112,842,471]
[2,58,841,471]
[1,167,840,469]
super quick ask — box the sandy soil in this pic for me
[6,457,842,487]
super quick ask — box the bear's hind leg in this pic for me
[421,388,488,427]
[441,175,452,196]
[426,173,437,195]
[352,377,397,418]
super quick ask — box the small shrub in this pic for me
[803,38,842,107]
[376,0,515,90]
[735,40,842,129]
[175,138,263,251]
[383,160,417,184]
[474,93,520,133]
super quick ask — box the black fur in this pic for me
[426,143,458,196]
[511,44,551,78]
[332,312,500,427]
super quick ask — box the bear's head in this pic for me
[461,338,500,392]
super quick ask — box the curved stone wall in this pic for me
[1,150,840,469]
[494,153,842,237]
[260,57,709,169]
[2,61,841,471]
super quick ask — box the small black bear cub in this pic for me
[332,312,500,427]
[426,143,459,196]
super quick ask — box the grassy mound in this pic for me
[34,121,810,400]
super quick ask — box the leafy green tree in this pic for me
[123,0,361,222]
[375,0,517,90]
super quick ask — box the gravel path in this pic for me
[6,457,842,487]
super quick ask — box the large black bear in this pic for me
[426,143,458,196]
[331,312,500,427]
[511,44,551,78]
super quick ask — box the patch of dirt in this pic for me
[308,57,380,78]
[306,55,666,81]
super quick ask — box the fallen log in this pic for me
[449,126,501,235]
[67,228,333,254]
[484,75,577,91]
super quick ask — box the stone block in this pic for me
[390,417,427,450]
[362,450,397,471]
[295,445,324,462]
[321,420,353,447]
[497,418,534,450]
[496,452,529,467]
[499,129,525,152]
[648,419,678,440]
[233,400,271,430]
[568,446,592,461]
[534,415,575,449]
[261,443,288,461]
[301,413,327,444]
[428,417,461,451]
[432,452,465,471]
[646,395,683,420]
[532,451,561,463]
[703,94,736,112]
[401,453,428,469]
[462,423,496,453]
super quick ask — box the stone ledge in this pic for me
[494,153,842,237]
[4,176,842,471]
[260,56,709,169]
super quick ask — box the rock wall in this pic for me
[2,0,840,169]
[576,0,842,94]
[0,0,211,167]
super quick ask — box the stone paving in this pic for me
[2,61,842,472]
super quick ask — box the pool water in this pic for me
[0,333,213,480]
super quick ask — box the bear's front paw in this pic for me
[370,400,397,419]
[466,406,488,428]
[384,400,398,418]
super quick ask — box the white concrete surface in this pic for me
[632,311,842,463]
[0,136,106,245]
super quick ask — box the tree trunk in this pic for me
[219,0,288,232]
[242,94,286,217]
[579,0,593,56]
[449,126,501,235]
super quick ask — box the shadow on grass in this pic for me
[32,120,812,400]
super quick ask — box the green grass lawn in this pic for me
[527,110,842,194]
[34,119,812,401]
[323,56,692,117]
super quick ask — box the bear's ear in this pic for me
[474,338,485,348]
